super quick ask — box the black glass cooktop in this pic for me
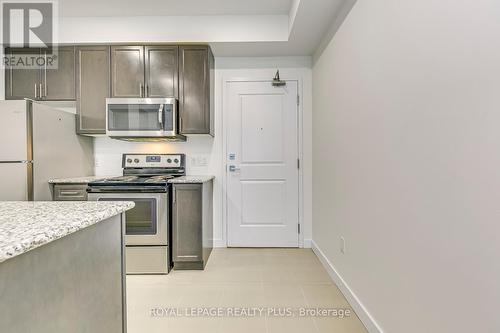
[89,175,175,186]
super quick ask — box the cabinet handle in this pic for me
[43,52,47,98]
[34,84,38,99]
[145,85,149,97]
[139,83,143,97]
[40,84,44,99]
[60,191,80,196]
[172,187,176,204]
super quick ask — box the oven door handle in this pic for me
[87,187,167,193]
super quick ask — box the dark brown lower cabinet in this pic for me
[172,181,213,270]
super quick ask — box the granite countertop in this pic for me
[168,175,215,184]
[0,201,135,263]
[48,176,117,184]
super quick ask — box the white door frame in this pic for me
[222,71,306,248]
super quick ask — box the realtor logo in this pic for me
[1,0,58,69]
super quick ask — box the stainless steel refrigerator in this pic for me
[0,100,94,201]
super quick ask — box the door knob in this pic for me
[229,165,240,172]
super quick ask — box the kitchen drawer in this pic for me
[53,184,88,201]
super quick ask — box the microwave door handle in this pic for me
[158,104,164,125]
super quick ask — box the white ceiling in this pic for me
[211,0,351,56]
[59,0,292,17]
[57,0,355,57]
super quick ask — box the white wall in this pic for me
[59,15,289,44]
[95,56,313,247]
[312,1,500,332]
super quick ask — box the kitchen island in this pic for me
[0,201,134,333]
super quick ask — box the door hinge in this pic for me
[297,159,300,169]
[298,224,301,234]
[297,95,300,106]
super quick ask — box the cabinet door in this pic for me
[144,46,178,98]
[43,46,75,100]
[76,46,110,135]
[5,48,41,100]
[172,184,202,262]
[111,46,144,98]
[178,46,211,134]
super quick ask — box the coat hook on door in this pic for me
[272,70,286,87]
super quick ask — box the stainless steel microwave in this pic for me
[106,98,186,141]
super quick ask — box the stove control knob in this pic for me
[174,158,179,163]
[134,159,140,163]
[167,158,172,163]
[126,158,132,163]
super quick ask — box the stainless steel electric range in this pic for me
[87,153,185,274]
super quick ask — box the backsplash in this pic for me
[93,136,218,176]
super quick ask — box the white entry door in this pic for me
[226,80,299,247]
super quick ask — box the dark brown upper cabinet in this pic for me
[110,46,144,98]
[5,48,40,100]
[145,46,178,98]
[178,45,214,136]
[5,44,215,137]
[111,45,178,99]
[43,47,76,100]
[5,46,75,101]
[75,46,111,135]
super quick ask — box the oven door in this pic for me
[88,191,168,246]
[106,98,176,137]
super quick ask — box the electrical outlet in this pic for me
[191,155,209,167]
[198,156,208,167]
[340,236,346,254]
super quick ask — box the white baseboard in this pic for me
[213,239,227,248]
[215,239,312,248]
[311,240,384,333]
[303,238,312,248]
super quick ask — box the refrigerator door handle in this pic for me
[27,161,34,201]
[0,160,33,164]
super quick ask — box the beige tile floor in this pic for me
[127,248,368,333]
